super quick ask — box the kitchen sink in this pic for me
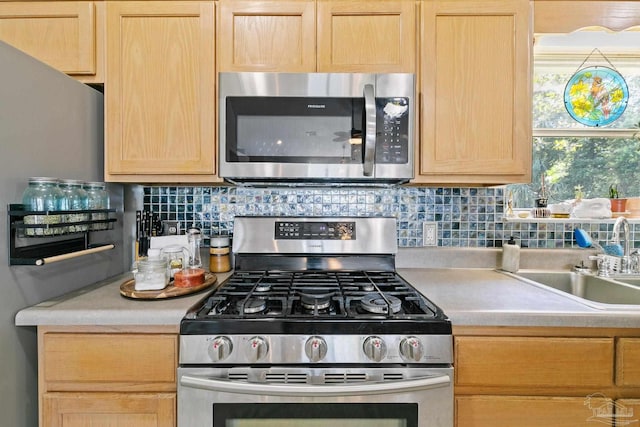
[612,276,640,287]
[503,270,640,309]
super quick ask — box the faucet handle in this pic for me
[589,255,614,277]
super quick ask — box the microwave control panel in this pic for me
[377,97,409,164]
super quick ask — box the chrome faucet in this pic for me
[611,216,631,274]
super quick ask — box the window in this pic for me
[509,30,640,208]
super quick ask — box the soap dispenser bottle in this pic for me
[502,236,520,273]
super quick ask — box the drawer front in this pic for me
[455,336,614,389]
[616,338,640,387]
[43,333,177,392]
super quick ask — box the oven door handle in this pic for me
[362,83,376,177]
[180,374,451,397]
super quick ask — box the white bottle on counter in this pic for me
[501,236,520,273]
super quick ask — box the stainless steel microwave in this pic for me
[218,72,415,185]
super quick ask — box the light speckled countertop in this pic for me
[15,266,640,328]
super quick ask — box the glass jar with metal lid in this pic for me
[21,177,64,236]
[209,235,231,273]
[84,181,110,230]
[133,249,169,291]
[59,179,89,232]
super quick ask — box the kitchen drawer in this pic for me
[616,338,640,387]
[42,333,177,392]
[455,336,614,390]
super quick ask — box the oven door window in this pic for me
[213,403,417,427]
[226,97,365,164]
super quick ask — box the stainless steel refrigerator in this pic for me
[0,41,126,427]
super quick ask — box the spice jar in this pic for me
[21,177,64,236]
[59,179,89,232]
[84,181,110,230]
[209,235,231,273]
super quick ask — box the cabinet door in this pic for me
[615,400,640,425]
[0,1,99,79]
[105,1,216,182]
[218,0,315,72]
[317,0,416,72]
[456,395,612,427]
[417,0,532,184]
[616,338,640,387]
[43,393,175,427]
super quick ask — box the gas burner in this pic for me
[299,291,334,311]
[254,283,272,292]
[361,293,402,314]
[238,298,267,314]
[361,283,375,292]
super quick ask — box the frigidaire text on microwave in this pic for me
[218,72,415,185]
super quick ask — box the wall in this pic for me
[142,186,640,249]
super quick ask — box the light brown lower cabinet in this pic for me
[38,326,178,427]
[455,336,614,393]
[456,395,612,427]
[617,338,640,387]
[453,327,640,427]
[43,392,175,427]
[616,399,640,425]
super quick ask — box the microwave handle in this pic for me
[363,84,376,176]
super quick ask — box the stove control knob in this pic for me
[247,336,269,362]
[399,336,424,362]
[208,336,233,362]
[305,336,328,362]
[363,336,387,362]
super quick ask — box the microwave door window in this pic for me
[235,116,360,163]
[227,97,364,164]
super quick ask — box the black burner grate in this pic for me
[197,270,438,320]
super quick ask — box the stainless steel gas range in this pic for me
[178,216,453,427]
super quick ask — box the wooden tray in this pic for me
[120,273,217,300]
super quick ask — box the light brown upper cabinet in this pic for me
[316,0,416,72]
[534,0,640,33]
[0,1,104,83]
[218,0,316,72]
[217,0,416,73]
[415,0,532,185]
[105,1,217,183]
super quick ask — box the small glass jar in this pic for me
[209,235,231,273]
[59,179,89,232]
[133,249,169,291]
[21,177,63,236]
[161,245,190,279]
[84,181,110,230]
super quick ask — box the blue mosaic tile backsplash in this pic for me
[142,186,640,248]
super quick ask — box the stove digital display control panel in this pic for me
[275,221,356,240]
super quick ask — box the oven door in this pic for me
[177,367,453,427]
